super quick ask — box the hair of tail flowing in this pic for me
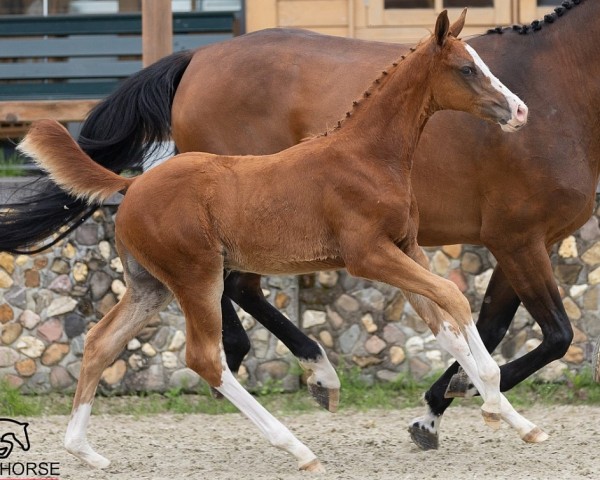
[18,120,133,205]
[0,49,193,254]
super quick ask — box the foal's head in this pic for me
[427,10,528,132]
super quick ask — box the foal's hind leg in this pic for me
[171,274,324,472]
[65,253,173,468]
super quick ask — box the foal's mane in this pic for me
[486,0,583,36]
[303,41,424,142]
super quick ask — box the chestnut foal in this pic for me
[18,11,544,473]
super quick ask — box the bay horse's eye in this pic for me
[461,66,476,76]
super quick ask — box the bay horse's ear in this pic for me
[434,10,450,47]
[449,8,467,38]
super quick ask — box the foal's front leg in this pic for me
[412,265,522,448]
[343,239,547,444]
[404,246,547,443]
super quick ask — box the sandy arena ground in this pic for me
[9,404,599,480]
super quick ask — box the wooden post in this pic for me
[142,0,172,67]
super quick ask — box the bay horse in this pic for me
[1,0,597,450]
[16,12,542,472]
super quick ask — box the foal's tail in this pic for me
[0,49,193,254]
[18,120,134,205]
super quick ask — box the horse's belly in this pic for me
[224,250,344,276]
[222,231,344,276]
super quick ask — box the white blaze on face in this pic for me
[465,44,529,132]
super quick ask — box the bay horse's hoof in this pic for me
[444,367,476,398]
[481,408,502,430]
[307,384,339,413]
[521,426,549,444]
[593,336,600,383]
[300,458,326,473]
[210,386,224,400]
[408,424,439,450]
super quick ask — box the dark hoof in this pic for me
[594,336,600,383]
[308,384,339,413]
[408,424,439,450]
[210,387,224,400]
[444,367,473,398]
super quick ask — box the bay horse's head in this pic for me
[428,9,528,132]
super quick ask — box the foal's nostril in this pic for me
[516,104,528,124]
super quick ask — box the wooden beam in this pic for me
[0,123,30,138]
[0,99,99,124]
[142,0,173,67]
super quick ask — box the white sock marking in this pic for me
[215,348,318,469]
[65,403,110,469]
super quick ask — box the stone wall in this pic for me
[1,202,599,395]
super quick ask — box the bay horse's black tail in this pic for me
[0,49,194,254]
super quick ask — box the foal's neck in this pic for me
[330,43,437,169]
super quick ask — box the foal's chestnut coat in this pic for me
[18,11,543,473]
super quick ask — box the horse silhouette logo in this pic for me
[0,418,30,459]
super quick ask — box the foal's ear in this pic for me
[449,8,467,38]
[434,10,450,47]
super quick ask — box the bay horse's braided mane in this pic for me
[486,0,582,36]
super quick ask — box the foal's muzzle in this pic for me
[501,101,528,132]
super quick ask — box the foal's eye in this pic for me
[461,66,476,76]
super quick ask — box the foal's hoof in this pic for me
[300,458,326,473]
[66,446,111,469]
[593,336,600,383]
[408,424,439,450]
[308,384,339,413]
[444,368,476,398]
[521,427,549,444]
[481,409,502,431]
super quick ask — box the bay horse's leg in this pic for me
[224,271,340,412]
[65,252,173,468]
[344,240,546,443]
[221,294,251,373]
[481,242,573,388]
[436,243,572,396]
[171,275,324,473]
[208,295,251,400]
